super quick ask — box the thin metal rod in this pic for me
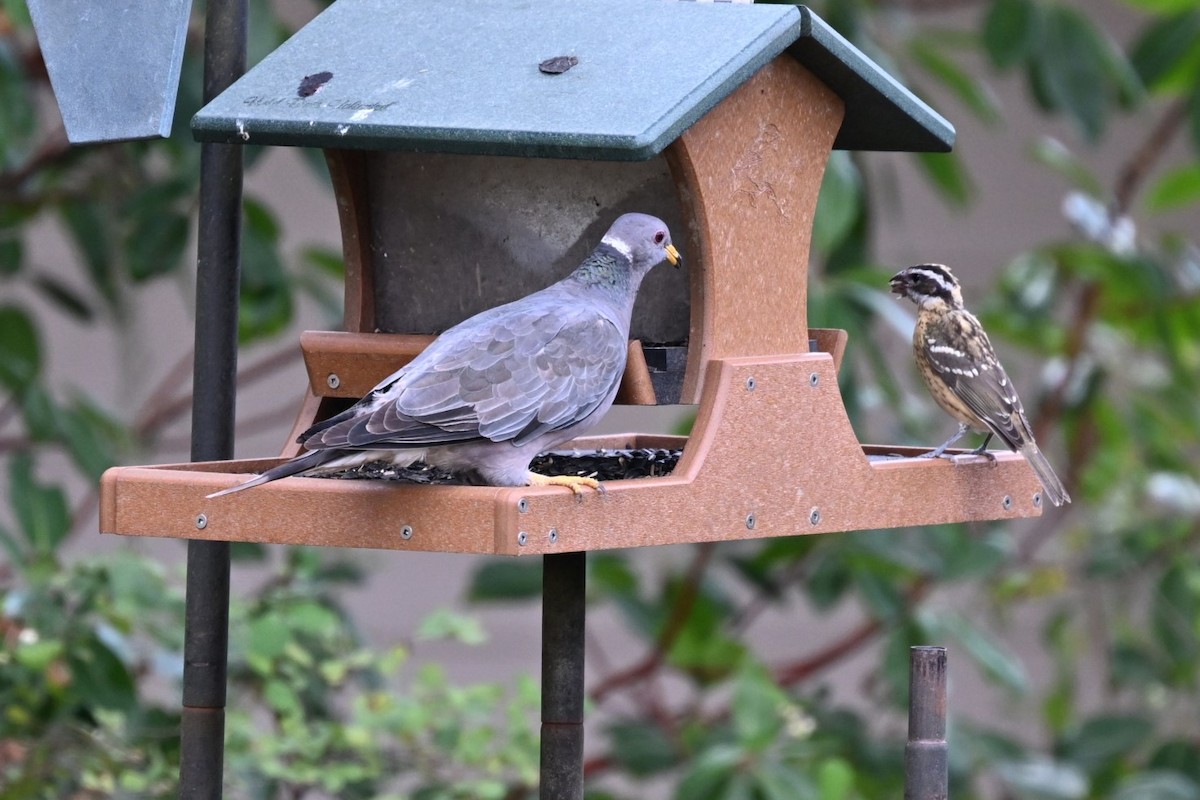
[180,0,247,797]
[905,646,949,800]
[540,552,586,800]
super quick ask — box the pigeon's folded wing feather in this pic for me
[301,304,627,451]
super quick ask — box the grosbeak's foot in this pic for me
[528,472,605,499]
[950,450,998,466]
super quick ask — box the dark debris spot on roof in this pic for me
[538,55,579,75]
[298,71,334,97]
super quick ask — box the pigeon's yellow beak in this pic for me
[665,244,681,268]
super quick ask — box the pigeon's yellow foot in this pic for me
[528,472,604,496]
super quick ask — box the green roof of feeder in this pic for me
[191,0,953,160]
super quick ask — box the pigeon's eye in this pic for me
[653,231,666,245]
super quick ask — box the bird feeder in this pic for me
[100,0,1044,556]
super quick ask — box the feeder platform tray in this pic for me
[101,341,1043,556]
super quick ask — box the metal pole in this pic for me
[180,0,246,797]
[906,646,949,800]
[540,552,586,800]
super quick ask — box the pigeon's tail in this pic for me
[1019,442,1070,507]
[206,449,339,499]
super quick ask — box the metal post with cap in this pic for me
[540,552,587,799]
[906,646,949,800]
[180,0,247,796]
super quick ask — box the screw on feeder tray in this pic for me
[1002,495,1013,511]
[745,376,757,392]
[400,525,413,540]
[745,513,757,530]
[326,372,341,390]
[195,513,208,530]
[809,507,821,525]
[548,528,559,543]
[518,497,530,513]
[1033,492,1043,508]
[809,372,820,387]
[518,531,528,546]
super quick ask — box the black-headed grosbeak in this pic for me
[890,264,1070,507]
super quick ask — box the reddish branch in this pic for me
[1113,98,1189,216]
[589,542,716,703]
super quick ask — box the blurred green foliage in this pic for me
[1,0,1200,797]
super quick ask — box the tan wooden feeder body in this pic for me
[100,1,1044,555]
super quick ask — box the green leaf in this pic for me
[1112,771,1200,800]
[924,610,1028,692]
[9,452,70,555]
[59,399,121,480]
[0,45,36,166]
[675,745,745,800]
[731,662,786,750]
[126,212,190,282]
[32,274,94,321]
[664,582,745,682]
[0,234,21,275]
[60,201,116,307]
[0,303,40,389]
[1151,742,1200,784]
[1123,0,1200,13]
[20,384,63,441]
[1152,564,1200,676]
[286,601,341,638]
[753,762,814,800]
[608,721,679,776]
[264,679,302,715]
[15,639,64,670]
[995,758,1088,799]
[230,542,268,562]
[416,609,488,645]
[68,634,137,711]
[805,548,852,610]
[813,151,863,256]
[301,245,345,279]
[468,559,543,602]
[246,612,291,661]
[0,0,31,28]
[1146,163,1200,211]
[0,522,25,565]
[911,39,1002,123]
[914,151,973,207]
[818,758,855,800]
[239,197,293,343]
[1130,10,1200,91]
[984,0,1041,69]
[1029,5,1129,141]
[1029,137,1103,194]
[1190,83,1200,154]
[589,552,639,598]
[1065,713,1155,773]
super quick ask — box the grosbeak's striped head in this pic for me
[890,264,964,311]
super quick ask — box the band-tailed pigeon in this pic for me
[209,213,680,497]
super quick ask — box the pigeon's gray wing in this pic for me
[301,304,627,451]
[922,310,1032,450]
